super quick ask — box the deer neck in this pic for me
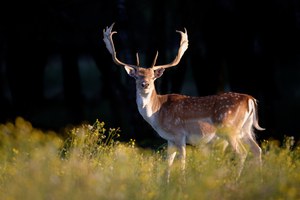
[136,87,161,123]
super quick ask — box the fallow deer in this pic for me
[103,23,264,181]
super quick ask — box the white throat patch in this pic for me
[136,90,156,124]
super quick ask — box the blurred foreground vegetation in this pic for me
[0,117,300,200]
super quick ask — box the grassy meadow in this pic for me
[0,117,300,200]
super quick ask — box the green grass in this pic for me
[0,117,300,200]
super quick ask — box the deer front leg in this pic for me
[178,144,186,171]
[178,142,187,183]
[166,138,186,183]
[166,141,177,183]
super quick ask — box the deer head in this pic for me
[103,23,188,95]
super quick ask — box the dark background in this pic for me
[1,0,300,146]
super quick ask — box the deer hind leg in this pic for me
[228,135,248,180]
[242,135,262,165]
[241,115,262,168]
[241,134,263,182]
[213,137,229,154]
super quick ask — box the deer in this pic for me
[103,23,264,182]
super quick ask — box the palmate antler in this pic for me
[103,23,189,69]
[151,29,189,69]
[103,23,139,68]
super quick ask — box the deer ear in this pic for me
[124,65,137,78]
[154,68,165,79]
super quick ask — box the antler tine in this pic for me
[136,52,140,66]
[103,23,137,68]
[151,51,159,68]
[152,28,188,70]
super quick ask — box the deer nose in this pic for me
[141,81,149,88]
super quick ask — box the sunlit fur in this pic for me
[124,67,264,182]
